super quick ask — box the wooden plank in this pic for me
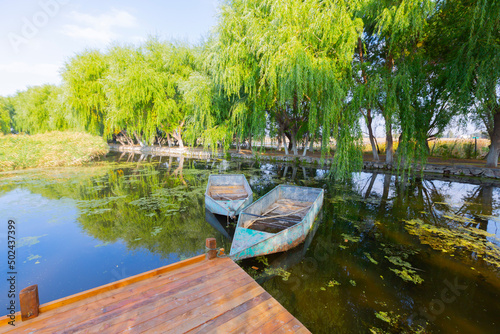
[97,268,256,333]
[31,260,240,334]
[142,279,264,333]
[213,296,285,334]
[249,309,297,333]
[272,318,312,334]
[0,256,311,334]
[199,292,278,334]
[185,291,273,333]
[0,256,215,331]
[59,260,244,333]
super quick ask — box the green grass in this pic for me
[0,131,109,171]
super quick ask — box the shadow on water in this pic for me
[0,152,499,333]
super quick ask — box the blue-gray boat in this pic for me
[230,185,324,261]
[205,174,253,217]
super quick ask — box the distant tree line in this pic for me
[1,0,499,177]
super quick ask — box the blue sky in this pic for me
[0,0,219,96]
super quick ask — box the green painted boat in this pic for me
[230,185,324,261]
[205,174,253,217]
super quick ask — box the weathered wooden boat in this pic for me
[205,174,253,217]
[254,213,322,284]
[230,185,324,261]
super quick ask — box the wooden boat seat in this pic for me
[246,199,313,233]
[209,185,249,201]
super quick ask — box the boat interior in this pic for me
[244,199,312,233]
[208,185,249,201]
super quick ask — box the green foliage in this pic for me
[206,0,365,176]
[62,50,108,136]
[105,39,195,145]
[11,85,70,134]
[0,97,13,134]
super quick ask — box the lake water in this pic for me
[1,152,499,333]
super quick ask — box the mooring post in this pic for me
[206,238,217,260]
[20,284,39,321]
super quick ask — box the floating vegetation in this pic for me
[258,267,291,281]
[151,226,163,236]
[327,279,341,287]
[328,195,346,203]
[341,233,360,243]
[349,279,357,286]
[389,267,424,284]
[128,196,179,211]
[256,256,269,267]
[77,196,127,214]
[476,213,500,223]
[95,241,111,248]
[442,213,474,224]
[17,234,48,248]
[404,219,500,268]
[364,252,379,264]
[370,311,427,334]
[27,254,41,261]
[375,311,391,323]
[384,255,424,284]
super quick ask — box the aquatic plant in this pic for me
[404,219,500,268]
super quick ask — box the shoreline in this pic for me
[108,144,500,182]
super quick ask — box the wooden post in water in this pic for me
[20,285,39,321]
[206,238,217,260]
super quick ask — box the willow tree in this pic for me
[11,84,70,134]
[357,0,438,167]
[0,97,13,134]
[430,0,500,167]
[105,39,195,147]
[62,50,108,136]
[209,0,364,177]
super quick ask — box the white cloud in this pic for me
[61,9,137,44]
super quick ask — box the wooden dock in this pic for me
[1,248,310,333]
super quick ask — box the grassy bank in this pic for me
[0,131,109,171]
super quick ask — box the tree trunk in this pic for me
[486,109,500,167]
[134,132,145,147]
[285,132,293,151]
[248,135,252,150]
[385,122,394,164]
[283,133,289,155]
[366,109,379,161]
[302,134,309,156]
[171,129,184,148]
[236,135,240,153]
[309,135,315,152]
[277,133,282,151]
[291,132,298,155]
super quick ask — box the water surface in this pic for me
[0,153,499,333]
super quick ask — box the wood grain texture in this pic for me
[0,256,310,334]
